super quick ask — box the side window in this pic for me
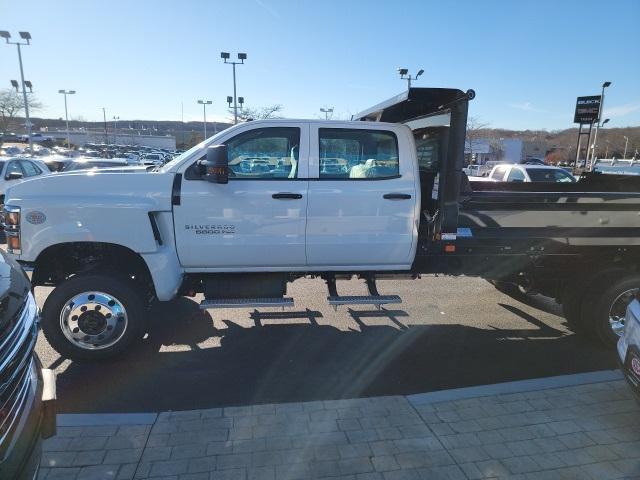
[491,166,508,181]
[507,168,526,182]
[226,127,300,179]
[5,161,23,179]
[21,160,41,177]
[319,128,399,179]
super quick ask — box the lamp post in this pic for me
[397,68,424,90]
[221,52,246,124]
[624,136,629,160]
[320,107,334,120]
[58,90,76,149]
[588,81,612,169]
[590,118,609,163]
[113,116,120,144]
[226,96,244,118]
[197,100,212,139]
[1,31,33,155]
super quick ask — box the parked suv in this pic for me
[0,248,56,479]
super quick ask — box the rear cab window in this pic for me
[507,167,526,182]
[319,128,399,179]
[490,165,509,181]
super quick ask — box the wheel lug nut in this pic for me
[72,315,78,321]
[105,313,112,319]
[72,327,79,333]
[81,306,87,312]
[95,305,101,311]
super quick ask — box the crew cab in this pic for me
[3,87,640,360]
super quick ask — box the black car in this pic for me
[0,249,56,479]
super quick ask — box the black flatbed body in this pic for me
[355,88,640,284]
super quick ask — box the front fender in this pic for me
[19,202,160,262]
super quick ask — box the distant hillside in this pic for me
[469,126,640,162]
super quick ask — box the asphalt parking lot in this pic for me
[33,276,618,414]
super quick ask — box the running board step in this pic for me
[327,295,402,306]
[200,298,294,309]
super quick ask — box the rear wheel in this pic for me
[583,273,640,348]
[42,274,146,361]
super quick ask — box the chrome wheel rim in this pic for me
[609,288,639,337]
[60,291,128,350]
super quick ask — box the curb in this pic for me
[407,369,623,406]
[54,370,625,425]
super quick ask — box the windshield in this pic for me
[160,130,227,171]
[526,167,576,182]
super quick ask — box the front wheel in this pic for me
[42,274,146,361]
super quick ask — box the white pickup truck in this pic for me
[4,87,640,360]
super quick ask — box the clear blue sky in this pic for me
[1,0,639,130]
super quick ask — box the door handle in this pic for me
[383,193,412,200]
[272,192,303,200]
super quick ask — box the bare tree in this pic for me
[230,104,283,122]
[489,138,504,161]
[465,116,490,164]
[0,89,42,132]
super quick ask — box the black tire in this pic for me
[582,273,640,348]
[41,274,146,361]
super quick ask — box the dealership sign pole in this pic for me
[573,95,601,168]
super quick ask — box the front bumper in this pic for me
[0,357,57,480]
[0,289,57,480]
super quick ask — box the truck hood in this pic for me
[5,169,175,212]
[57,165,150,175]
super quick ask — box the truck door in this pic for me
[306,124,419,269]
[174,124,309,269]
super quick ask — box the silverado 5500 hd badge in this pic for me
[185,224,235,235]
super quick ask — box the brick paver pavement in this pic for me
[38,376,640,479]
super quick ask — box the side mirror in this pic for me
[6,171,23,180]
[198,145,228,184]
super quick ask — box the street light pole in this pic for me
[113,116,120,144]
[588,81,612,169]
[197,100,212,139]
[624,136,629,160]
[58,90,76,149]
[221,52,247,124]
[320,107,334,120]
[397,68,424,90]
[1,31,33,155]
